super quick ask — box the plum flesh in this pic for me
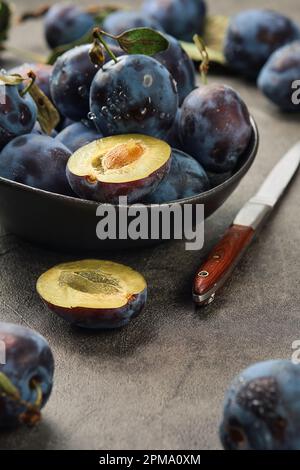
[67,134,171,204]
[0,322,54,429]
[37,260,148,329]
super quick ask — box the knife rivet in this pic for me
[198,271,209,278]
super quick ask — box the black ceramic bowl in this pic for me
[0,117,258,252]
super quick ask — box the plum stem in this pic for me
[20,71,36,97]
[193,35,210,85]
[92,27,118,63]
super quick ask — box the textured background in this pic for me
[0,0,299,450]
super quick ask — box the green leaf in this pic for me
[0,1,11,43]
[117,28,169,56]
[47,30,94,65]
[181,15,229,65]
[0,72,24,86]
[28,82,60,135]
[0,372,20,400]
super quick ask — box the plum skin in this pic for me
[90,54,178,138]
[44,4,94,49]
[146,149,210,203]
[0,134,73,196]
[50,45,101,122]
[42,288,147,330]
[0,85,37,150]
[258,41,300,112]
[224,9,300,79]
[67,157,171,204]
[179,84,252,173]
[55,122,103,153]
[0,322,54,429]
[102,10,164,36]
[220,360,300,450]
[154,34,196,105]
[142,0,206,42]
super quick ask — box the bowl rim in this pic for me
[0,116,259,208]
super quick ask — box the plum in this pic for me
[102,10,163,36]
[220,360,300,450]
[44,4,94,49]
[0,322,54,428]
[142,0,206,41]
[32,121,58,138]
[0,134,73,195]
[50,44,124,122]
[258,41,300,112]
[55,121,102,153]
[67,134,171,204]
[9,63,53,100]
[179,84,252,173]
[164,109,182,149]
[90,54,178,138]
[154,34,196,105]
[145,149,210,203]
[224,10,300,79]
[0,84,37,150]
[37,260,147,329]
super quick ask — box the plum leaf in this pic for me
[0,372,20,400]
[117,28,169,55]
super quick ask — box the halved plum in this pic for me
[36,260,147,329]
[66,134,171,204]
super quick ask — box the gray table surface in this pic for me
[0,0,299,450]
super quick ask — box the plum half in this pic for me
[66,134,171,203]
[36,260,147,329]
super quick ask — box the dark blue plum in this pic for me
[44,4,94,49]
[0,322,54,428]
[179,85,252,173]
[56,122,103,153]
[164,109,182,149]
[0,85,37,150]
[145,149,209,203]
[224,10,300,80]
[220,360,300,450]
[0,134,73,195]
[90,54,178,138]
[50,44,124,121]
[32,121,58,137]
[258,41,300,112]
[102,10,163,36]
[9,63,53,100]
[50,44,100,121]
[154,34,196,105]
[142,0,206,41]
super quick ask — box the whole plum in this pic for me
[220,360,300,450]
[9,63,53,100]
[0,322,54,428]
[56,122,103,153]
[154,34,196,105]
[0,85,37,150]
[44,4,94,49]
[50,44,124,121]
[90,54,178,138]
[179,85,252,173]
[102,11,163,36]
[145,149,210,203]
[258,41,300,112]
[142,0,206,41]
[224,10,300,79]
[0,134,73,195]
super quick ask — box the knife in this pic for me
[193,142,300,306]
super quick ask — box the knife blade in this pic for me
[193,141,300,306]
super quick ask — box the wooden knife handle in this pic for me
[193,224,255,306]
